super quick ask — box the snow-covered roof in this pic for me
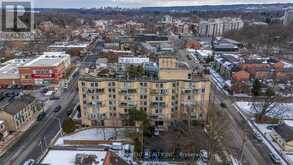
[41,150,107,165]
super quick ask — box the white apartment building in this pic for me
[199,17,244,37]
[284,9,293,25]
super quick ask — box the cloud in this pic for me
[32,0,292,8]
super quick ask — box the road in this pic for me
[211,83,274,165]
[0,73,79,165]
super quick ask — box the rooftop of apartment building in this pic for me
[0,94,35,115]
[79,56,209,82]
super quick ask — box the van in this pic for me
[111,142,123,150]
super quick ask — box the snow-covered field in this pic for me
[235,102,293,120]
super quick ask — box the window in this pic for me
[202,89,205,93]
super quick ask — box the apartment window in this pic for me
[188,96,191,100]
[144,102,147,106]
[81,82,85,86]
[172,83,176,87]
[188,74,192,79]
[91,83,94,87]
[202,89,205,93]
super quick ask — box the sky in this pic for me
[32,0,293,8]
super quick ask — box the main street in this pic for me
[0,71,80,165]
[211,83,274,165]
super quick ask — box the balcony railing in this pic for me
[150,89,168,95]
[119,89,137,94]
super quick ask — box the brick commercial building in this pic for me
[0,52,71,88]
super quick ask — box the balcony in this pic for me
[181,101,196,107]
[119,89,137,94]
[119,101,137,108]
[150,89,168,95]
[151,101,166,108]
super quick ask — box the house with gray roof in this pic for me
[0,95,43,131]
[271,122,293,152]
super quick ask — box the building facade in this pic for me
[78,57,210,130]
[0,95,43,131]
[199,17,244,37]
[284,9,293,25]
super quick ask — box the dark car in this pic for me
[54,105,62,113]
[67,109,73,116]
[49,96,60,100]
[37,112,47,121]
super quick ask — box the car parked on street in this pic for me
[269,153,281,164]
[37,112,47,121]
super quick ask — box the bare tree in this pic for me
[206,104,229,165]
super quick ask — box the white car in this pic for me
[200,150,208,163]
[23,159,35,165]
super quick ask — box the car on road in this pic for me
[220,102,227,108]
[200,149,208,163]
[67,109,73,116]
[269,153,281,164]
[23,159,35,165]
[54,105,62,113]
[37,112,47,121]
[49,96,60,100]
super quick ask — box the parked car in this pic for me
[200,149,208,163]
[254,132,263,142]
[23,159,34,165]
[267,125,276,130]
[37,112,47,121]
[269,153,281,164]
[111,142,123,150]
[153,127,160,136]
[54,105,62,113]
[220,102,227,108]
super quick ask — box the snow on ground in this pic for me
[55,128,135,146]
[235,102,293,120]
[254,122,293,165]
[41,150,107,165]
[234,103,291,165]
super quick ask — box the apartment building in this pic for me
[284,9,293,25]
[78,56,210,130]
[199,17,244,36]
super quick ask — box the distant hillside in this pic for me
[140,3,293,13]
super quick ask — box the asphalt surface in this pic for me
[211,83,275,165]
[0,73,79,165]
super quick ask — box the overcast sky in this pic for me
[32,0,293,8]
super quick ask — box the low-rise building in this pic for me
[0,95,43,131]
[271,122,293,152]
[0,121,9,140]
[0,52,71,88]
